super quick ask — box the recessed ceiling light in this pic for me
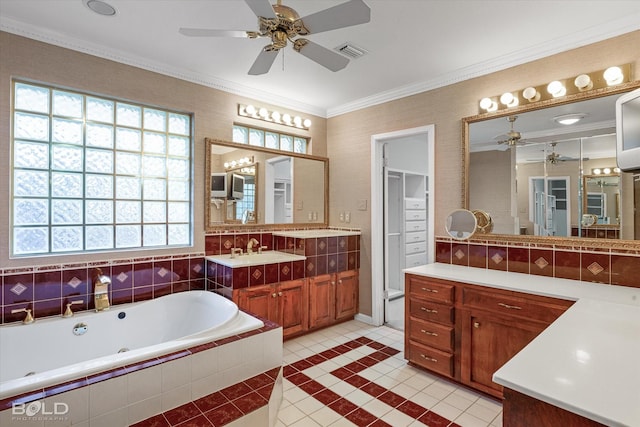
[553,113,586,126]
[83,0,116,16]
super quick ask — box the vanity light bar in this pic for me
[478,64,632,114]
[592,167,621,175]
[238,104,312,130]
[224,156,254,170]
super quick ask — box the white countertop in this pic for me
[272,229,361,238]
[404,263,640,427]
[206,251,305,267]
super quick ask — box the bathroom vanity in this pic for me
[206,229,360,339]
[404,263,640,427]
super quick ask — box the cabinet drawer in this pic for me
[409,318,454,351]
[405,242,426,255]
[406,231,427,243]
[409,299,454,325]
[405,210,426,221]
[405,252,427,268]
[405,221,426,232]
[462,287,570,324]
[407,340,454,378]
[405,199,426,210]
[407,276,455,303]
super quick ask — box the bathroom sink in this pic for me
[272,229,361,238]
[206,251,306,268]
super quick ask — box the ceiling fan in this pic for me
[496,115,530,146]
[546,142,581,164]
[179,0,371,75]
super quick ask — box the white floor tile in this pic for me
[380,408,416,427]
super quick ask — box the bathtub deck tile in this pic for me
[163,402,202,426]
[156,349,191,365]
[0,388,46,411]
[86,366,129,385]
[220,382,252,401]
[188,341,218,354]
[193,391,229,413]
[174,413,214,427]
[204,401,243,427]
[130,413,170,427]
[232,390,267,415]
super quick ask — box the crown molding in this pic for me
[0,17,326,117]
[326,14,640,117]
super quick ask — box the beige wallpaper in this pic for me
[0,32,327,267]
[1,30,639,318]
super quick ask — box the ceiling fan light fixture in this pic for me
[554,113,586,125]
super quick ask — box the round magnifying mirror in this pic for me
[446,209,478,240]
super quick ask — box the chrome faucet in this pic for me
[247,238,260,254]
[11,307,34,324]
[93,268,111,312]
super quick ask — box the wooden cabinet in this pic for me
[404,273,573,399]
[405,274,457,379]
[309,270,359,329]
[237,278,308,339]
[459,284,572,398]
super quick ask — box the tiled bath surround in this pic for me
[0,253,206,325]
[436,236,640,288]
[0,320,283,426]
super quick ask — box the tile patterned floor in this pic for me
[278,320,503,427]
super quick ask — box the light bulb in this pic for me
[547,81,566,98]
[245,104,256,115]
[303,118,312,128]
[500,92,518,107]
[293,116,302,126]
[479,97,497,112]
[259,108,268,118]
[282,113,291,124]
[522,87,540,102]
[574,74,593,91]
[271,111,281,122]
[604,66,623,86]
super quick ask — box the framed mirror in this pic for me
[205,138,328,230]
[463,81,640,242]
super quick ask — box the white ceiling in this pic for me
[1,0,639,117]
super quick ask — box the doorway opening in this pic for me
[370,125,435,329]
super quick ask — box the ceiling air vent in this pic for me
[334,42,368,59]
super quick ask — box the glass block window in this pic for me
[233,124,307,154]
[235,178,256,222]
[11,81,193,256]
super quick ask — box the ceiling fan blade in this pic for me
[299,0,371,34]
[244,0,276,19]
[179,28,252,38]
[248,48,279,75]
[294,39,349,72]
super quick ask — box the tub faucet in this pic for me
[11,308,34,324]
[230,248,243,259]
[247,238,260,254]
[93,268,111,312]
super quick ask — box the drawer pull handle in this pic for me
[420,329,438,336]
[420,354,438,363]
[498,302,522,310]
[420,307,438,314]
[421,287,438,293]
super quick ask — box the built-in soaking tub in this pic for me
[0,290,283,427]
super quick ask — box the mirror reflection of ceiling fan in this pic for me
[179,0,371,75]
[496,115,530,146]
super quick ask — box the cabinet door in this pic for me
[335,270,358,321]
[237,284,278,324]
[465,312,544,396]
[309,274,335,329]
[279,279,308,338]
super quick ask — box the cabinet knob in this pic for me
[473,322,480,329]
[331,281,336,285]
[272,293,277,298]
[338,279,343,284]
[278,292,283,297]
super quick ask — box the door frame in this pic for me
[370,125,435,326]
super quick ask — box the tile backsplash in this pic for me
[436,236,640,288]
[0,253,206,324]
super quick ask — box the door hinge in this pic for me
[383,290,389,299]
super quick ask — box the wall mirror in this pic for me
[205,138,328,230]
[463,82,640,242]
